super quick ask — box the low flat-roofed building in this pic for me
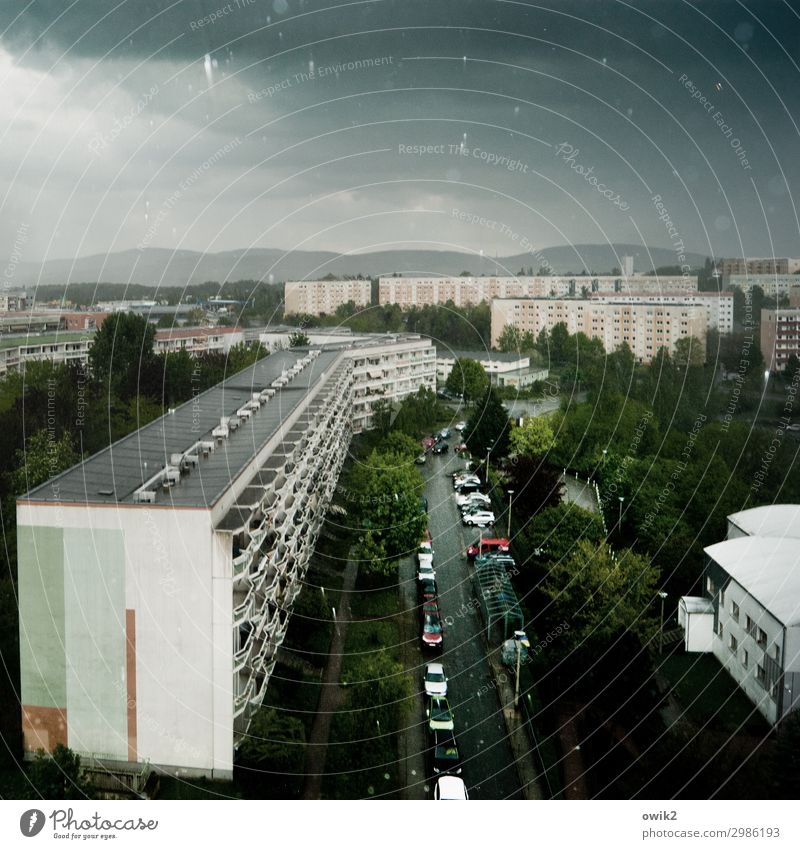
[154,326,245,355]
[703,535,800,725]
[0,331,94,377]
[435,348,548,389]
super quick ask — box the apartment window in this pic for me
[757,627,767,648]
[742,649,749,669]
[774,644,781,663]
[745,614,753,635]
[756,664,766,687]
[729,634,738,654]
[731,601,740,623]
[717,621,723,639]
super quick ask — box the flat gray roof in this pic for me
[728,505,800,539]
[436,348,525,363]
[20,348,342,508]
[705,537,800,627]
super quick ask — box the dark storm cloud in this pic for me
[1,0,799,263]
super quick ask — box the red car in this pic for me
[454,443,468,454]
[466,537,510,560]
[421,436,436,452]
[421,600,444,649]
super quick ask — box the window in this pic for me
[717,621,724,639]
[729,634,738,653]
[745,614,754,636]
[731,601,740,622]
[742,649,749,669]
[756,664,766,687]
[757,628,767,648]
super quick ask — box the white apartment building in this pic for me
[0,292,28,311]
[491,298,708,363]
[0,332,93,377]
[761,308,800,372]
[696,505,800,726]
[721,258,800,276]
[590,291,733,333]
[284,279,372,316]
[153,326,245,356]
[17,337,435,781]
[378,274,698,308]
[344,335,437,432]
[727,274,800,298]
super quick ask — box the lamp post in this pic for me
[617,495,625,533]
[507,490,515,538]
[485,446,492,485]
[602,448,608,468]
[658,591,668,655]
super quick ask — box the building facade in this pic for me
[284,279,372,316]
[379,274,697,308]
[491,298,708,363]
[761,308,800,371]
[727,274,800,298]
[590,291,733,333]
[17,337,435,780]
[0,333,94,377]
[153,326,245,356]
[0,292,28,312]
[721,258,800,276]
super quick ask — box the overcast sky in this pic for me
[2,0,799,265]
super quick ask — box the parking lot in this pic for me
[400,444,523,800]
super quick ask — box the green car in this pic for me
[427,695,454,732]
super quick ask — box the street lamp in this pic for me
[658,591,668,655]
[602,448,608,467]
[617,495,625,533]
[507,490,515,538]
[485,446,492,485]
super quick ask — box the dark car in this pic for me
[432,442,449,454]
[430,730,462,776]
[419,576,438,601]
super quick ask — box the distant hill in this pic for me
[14,244,708,288]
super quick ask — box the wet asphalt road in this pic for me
[414,448,523,800]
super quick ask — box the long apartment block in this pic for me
[491,298,708,363]
[378,274,698,308]
[284,278,372,316]
[17,336,435,780]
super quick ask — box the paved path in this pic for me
[562,473,601,514]
[301,559,358,800]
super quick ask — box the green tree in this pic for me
[496,324,522,353]
[381,430,421,460]
[156,314,175,328]
[522,503,605,564]
[464,386,510,459]
[288,330,310,347]
[238,708,306,773]
[371,399,393,437]
[88,311,157,396]
[29,744,93,799]
[445,358,489,405]
[350,449,426,567]
[509,416,555,457]
[786,354,800,386]
[8,430,78,496]
[540,539,661,652]
[674,336,705,368]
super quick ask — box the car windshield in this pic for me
[424,616,442,634]
[431,700,451,720]
[427,671,445,682]
[436,744,459,759]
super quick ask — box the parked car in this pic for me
[474,553,516,572]
[438,428,452,440]
[421,602,444,650]
[460,502,490,517]
[424,662,448,696]
[418,561,436,581]
[454,481,483,497]
[415,454,427,465]
[462,510,495,527]
[432,442,449,454]
[421,436,436,451]
[418,577,438,602]
[466,537,510,560]
[431,730,462,775]
[427,695,454,731]
[453,473,481,488]
[454,442,469,454]
[455,491,491,508]
[455,421,467,431]
[434,775,469,800]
